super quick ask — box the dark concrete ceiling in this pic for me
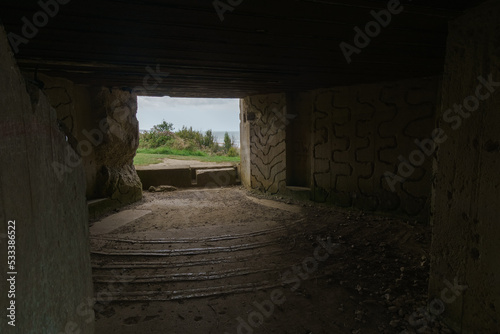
[0,0,483,97]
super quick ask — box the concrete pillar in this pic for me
[90,87,142,206]
[240,94,287,194]
[240,99,252,189]
[0,26,94,333]
[40,75,143,209]
[429,1,500,332]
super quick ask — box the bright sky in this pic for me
[137,97,240,132]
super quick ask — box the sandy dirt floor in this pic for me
[90,187,452,334]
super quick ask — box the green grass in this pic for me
[134,150,240,166]
[133,153,165,166]
[137,147,206,156]
[162,154,241,163]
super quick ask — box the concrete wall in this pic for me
[0,26,94,333]
[286,92,313,188]
[429,1,500,332]
[241,77,440,221]
[39,75,142,207]
[240,94,287,194]
[240,99,252,189]
[36,74,97,198]
[311,77,440,221]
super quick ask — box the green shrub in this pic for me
[139,120,175,148]
[177,126,204,147]
[152,121,174,133]
[227,147,239,157]
[138,121,237,157]
[203,130,215,147]
[223,132,233,152]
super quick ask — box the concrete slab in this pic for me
[246,196,303,214]
[136,158,234,170]
[90,210,152,235]
[137,166,192,189]
[88,198,118,220]
[191,165,238,180]
[196,168,237,187]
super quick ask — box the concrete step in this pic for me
[137,165,240,189]
[88,198,115,220]
[136,166,192,189]
[196,167,238,187]
[190,165,237,180]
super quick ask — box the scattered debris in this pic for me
[148,185,178,192]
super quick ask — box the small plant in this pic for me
[140,120,175,148]
[223,131,233,153]
[227,146,239,157]
[203,130,216,148]
[152,121,174,133]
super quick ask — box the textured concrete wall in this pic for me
[286,92,313,188]
[429,1,500,332]
[36,74,97,198]
[0,26,94,333]
[90,88,142,205]
[311,77,440,221]
[240,94,287,194]
[39,75,142,207]
[241,78,439,221]
[240,99,252,189]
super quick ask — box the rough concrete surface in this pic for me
[91,88,143,206]
[38,75,143,208]
[240,94,287,194]
[310,77,440,221]
[137,167,192,189]
[0,26,94,334]
[429,1,500,333]
[240,79,439,222]
[196,168,237,187]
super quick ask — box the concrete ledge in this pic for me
[137,166,192,189]
[88,198,115,220]
[196,168,237,187]
[191,165,237,180]
[284,186,311,201]
[88,195,145,220]
[90,209,152,235]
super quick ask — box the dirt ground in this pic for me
[90,187,451,334]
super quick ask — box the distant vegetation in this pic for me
[135,121,240,166]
